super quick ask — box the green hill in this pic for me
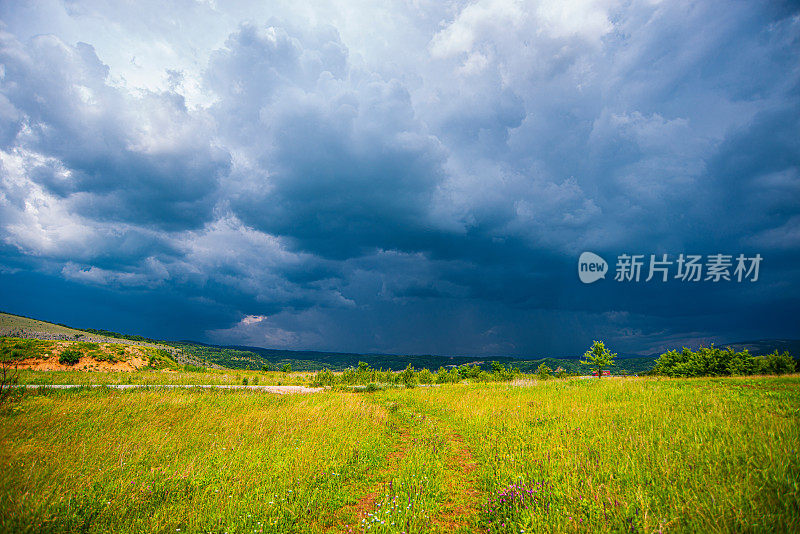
[3,310,797,375]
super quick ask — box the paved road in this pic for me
[16,384,323,394]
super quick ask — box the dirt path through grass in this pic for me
[347,395,483,533]
[432,430,481,533]
[338,424,412,532]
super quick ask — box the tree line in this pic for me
[650,346,797,377]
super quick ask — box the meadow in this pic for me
[1,376,798,533]
[14,369,311,387]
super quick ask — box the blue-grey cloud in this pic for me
[0,31,230,231]
[0,1,798,356]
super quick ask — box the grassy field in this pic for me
[14,369,311,386]
[1,376,798,533]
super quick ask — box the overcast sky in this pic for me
[0,0,798,357]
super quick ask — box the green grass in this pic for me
[15,369,312,386]
[0,389,398,533]
[1,376,798,533]
[0,338,56,360]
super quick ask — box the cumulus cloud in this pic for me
[0,30,229,230]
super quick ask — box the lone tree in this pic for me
[581,340,616,378]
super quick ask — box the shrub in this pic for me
[340,368,356,385]
[458,364,481,380]
[435,366,460,383]
[648,345,790,377]
[417,368,435,384]
[554,366,567,379]
[436,366,450,384]
[536,363,553,380]
[282,363,292,373]
[351,361,381,384]
[242,377,249,385]
[448,367,461,383]
[730,350,759,376]
[59,349,81,366]
[760,350,797,375]
[311,368,335,387]
[457,364,470,379]
[491,361,516,381]
[148,349,176,370]
[400,364,417,388]
[92,352,115,363]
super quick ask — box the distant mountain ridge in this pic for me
[172,341,662,374]
[722,339,800,357]
[2,310,797,374]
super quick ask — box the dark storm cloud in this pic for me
[208,22,450,259]
[0,1,798,355]
[0,32,229,231]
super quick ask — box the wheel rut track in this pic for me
[339,424,411,533]
[343,405,482,533]
[432,429,481,533]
